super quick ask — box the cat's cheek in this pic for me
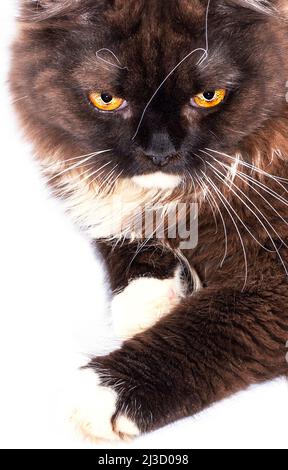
[69,369,140,443]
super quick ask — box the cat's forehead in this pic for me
[90,1,209,75]
[101,0,208,47]
[84,0,264,65]
[103,0,205,29]
[75,1,245,89]
[23,0,274,97]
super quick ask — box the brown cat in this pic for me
[10,0,288,441]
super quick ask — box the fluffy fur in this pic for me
[111,270,186,340]
[10,0,288,440]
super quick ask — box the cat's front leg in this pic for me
[111,268,185,339]
[69,369,140,442]
[70,285,288,442]
[97,241,188,339]
[69,241,187,441]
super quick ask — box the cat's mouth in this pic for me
[131,150,187,189]
[132,172,182,190]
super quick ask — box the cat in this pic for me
[10,0,288,442]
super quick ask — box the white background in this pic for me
[0,0,287,449]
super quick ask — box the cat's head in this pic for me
[11,0,288,201]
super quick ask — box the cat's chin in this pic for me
[132,172,182,190]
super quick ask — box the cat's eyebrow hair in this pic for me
[132,0,211,141]
[96,48,128,71]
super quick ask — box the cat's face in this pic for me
[11,0,288,195]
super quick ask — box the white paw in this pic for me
[111,269,184,340]
[69,369,139,443]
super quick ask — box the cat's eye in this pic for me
[192,89,226,108]
[89,91,127,112]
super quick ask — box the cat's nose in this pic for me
[145,152,173,167]
[143,131,176,167]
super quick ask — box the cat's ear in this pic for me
[252,0,288,16]
[22,0,74,8]
[20,0,80,20]
[228,0,287,15]
[276,0,288,15]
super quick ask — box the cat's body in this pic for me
[11,0,288,441]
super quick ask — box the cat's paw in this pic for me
[111,269,184,340]
[69,369,139,443]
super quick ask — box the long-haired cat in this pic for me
[10,0,288,441]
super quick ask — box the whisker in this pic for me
[207,159,287,251]
[102,169,124,195]
[198,174,228,267]
[55,164,96,194]
[111,169,124,189]
[132,0,211,140]
[127,202,171,271]
[46,149,112,182]
[195,173,218,234]
[94,165,119,194]
[205,148,288,184]
[132,47,206,140]
[204,173,248,290]
[203,148,288,207]
[54,161,112,198]
[212,157,288,229]
[42,151,103,172]
[99,169,117,193]
[10,96,28,104]
[96,48,128,71]
[197,153,274,251]
[80,161,112,187]
[231,169,288,208]
[208,165,288,277]
[206,166,269,249]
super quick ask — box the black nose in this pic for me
[145,153,172,167]
[143,131,176,167]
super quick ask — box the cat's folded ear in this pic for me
[276,0,288,15]
[22,0,74,9]
[228,0,288,15]
[20,0,82,21]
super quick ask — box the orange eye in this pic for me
[89,91,126,112]
[192,89,226,108]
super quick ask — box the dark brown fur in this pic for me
[10,0,288,436]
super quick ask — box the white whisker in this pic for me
[102,169,124,195]
[206,165,270,250]
[197,174,228,267]
[94,165,119,194]
[132,0,211,140]
[206,158,287,251]
[212,157,288,229]
[204,173,248,290]
[231,169,288,207]
[132,47,206,140]
[10,96,28,104]
[46,149,112,182]
[195,173,218,233]
[45,152,97,168]
[208,164,288,278]
[205,148,288,184]
[203,148,288,202]
[96,48,128,71]
[55,161,112,198]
